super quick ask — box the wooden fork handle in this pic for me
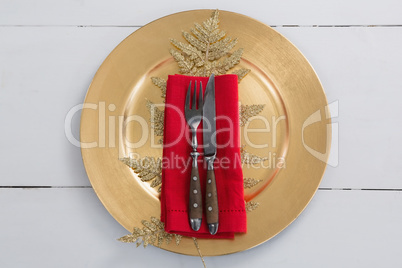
[189,152,202,230]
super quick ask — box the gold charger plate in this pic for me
[81,10,330,256]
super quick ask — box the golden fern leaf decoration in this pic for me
[118,217,182,248]
[240,104,266,126]
[170,9,250,77]
[240,146,269,165]
[232,68,250,83]
[146,100,164,144]
[243,178,263,189]
[151,77,167,100]
[120,156,162,192]
[245,201,260,212]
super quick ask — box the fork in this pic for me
[185,80,203,231]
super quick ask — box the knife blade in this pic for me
[203,74,216,157]
[203,74,219,235]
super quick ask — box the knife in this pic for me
[203,74,219,235]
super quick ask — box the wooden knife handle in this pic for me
[205,167,219,225]
[189,152,203,221]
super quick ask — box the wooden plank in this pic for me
[0,188,400,267]
[0,27,135,186]
[276,27,402,189]
[1,26,401,189]
[1,0,402,26]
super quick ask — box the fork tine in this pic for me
[192,81,197,109]
[186,81,191,111]
[199,81,203,109]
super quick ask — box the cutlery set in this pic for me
[185,74,219,235]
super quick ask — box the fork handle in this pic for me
[205,156,219,235]
[189,151,202,231]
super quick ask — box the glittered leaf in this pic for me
[150,175,162,188]
[246,201,260,212]
[240,146,269,165]
[151,77,167,100]
[139,172,156,182]
[170,10,245,77]
[170,48,195,74]
[240,104,265,126]
[118,217,182,248]
[149,234,156,246]
[183,31,207,52]
[143,236,149,248]
[157,234,164,247]
[133,227,144,236]
[215,48,243,74]
[120,157,162,191]
[175,234,182,245]
[151,216,164,229]
[146,100,164,138]
[170,39,204,64]
[243,178,263,189]
[232,68,250,83]
[165,233,173,245]
[142,220,157,232]
[208,37,237,61]
[118,234,137,243]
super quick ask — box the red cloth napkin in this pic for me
[160,74,247,238]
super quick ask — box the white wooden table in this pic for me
[1,1,401,267]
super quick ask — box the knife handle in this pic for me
[205,156,219,235]
[189,151,202,231]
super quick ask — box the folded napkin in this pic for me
[160,74,247,239]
